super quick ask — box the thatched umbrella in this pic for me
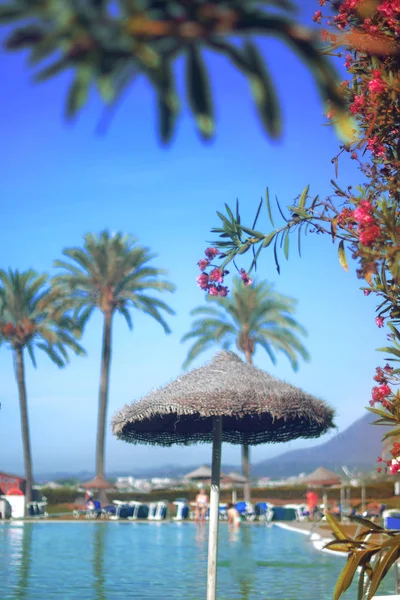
[112,351,334,600]
[220,471,248,503]
[82,475,115,506]
[303,466,342,513]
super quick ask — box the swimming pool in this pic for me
[0,522,395,599]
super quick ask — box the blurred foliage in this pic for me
[325,513,400,600]
[0,0,344,141]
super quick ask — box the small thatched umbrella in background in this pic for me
[220,471,248,503]
[184,465,221,487]
[303,466,342,513]
[82,475,115,506]
[112,351,334,600]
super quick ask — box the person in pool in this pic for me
[195,488,209,522]
[227,503,241,528]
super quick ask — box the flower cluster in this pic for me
[370,364,393,407]
[196,247,229,297]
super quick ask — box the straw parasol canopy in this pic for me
[184,465,213,481]
[221,471,248,485]
[112,351,334,446]
[82,475,115,490]
[303,467,342,487]
[112,350,334,600]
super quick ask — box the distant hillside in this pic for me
[35,414,385,483]
[252,412,384,478]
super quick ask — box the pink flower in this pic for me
[217,286,228,297]
[204,247,219,260]
[372,384,391,402]
[368,72,386,95]
[344,54,352,69]
[354,203,374,225]
[349,95,365,114]
[384,364,393,373]
[375,316,384,328]
[197,258,209,271]
[196,273,209,290]
[240,269,253,287]
[313,10,322,23]
[209,268,224,283]
[367,136,386,157]
[208,285,219,296]
[359,224,380,245]
[363,289,371,296]
[390,462,400,475]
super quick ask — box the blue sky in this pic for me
[0,2,387,477]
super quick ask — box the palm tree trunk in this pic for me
[96,311,113,477]
[15,346,33,506]
[243,348,252,504]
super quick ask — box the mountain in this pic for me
[251,412,384,478]
[34,413,385,482]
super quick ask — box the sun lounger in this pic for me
[172,499,190,520]
[148,501,168,520]
[235,501,256,521]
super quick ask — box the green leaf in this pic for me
[0,4,26,23]
[244,41,281,138]
[66,68,91,118]
[325,513,352,541]
[338,240,348,272]
[265,188,275,228]
[237,243,251,255]
[35,59,70,82]
[224,203,235,223]
[299,185,309,210]
[273,236,280,275]
[186,45,214,139]
[283,230,289,260]
[262,232,276,248]
[377,346,400,359]
[157,60,179,144]
[287,206,310,219]
[382,427,400,441]
[334,551,370,600]
[240,226,265,239]
[367,546,400,599]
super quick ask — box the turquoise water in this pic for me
[0,522,396,599]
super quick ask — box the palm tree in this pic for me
[181,278,310,502]
[53,230,175,478]
[0,269,85,504]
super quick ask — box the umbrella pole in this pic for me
[207,416,222,600]
[361,482,366,514]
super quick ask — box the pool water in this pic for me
[0,522,396,599]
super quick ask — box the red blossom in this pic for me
[349,95,365,115]
[208,285,219,296]
[390,462,400,475]
[369,71,386,95]
[375,316,385,328]
[337,207,355,227]
[371,384,391,403]
[197,258,209,271]
[239,269,253,287]
[359,224,380,246]
[196,273,209,290]
[354,201,374,225]
[209,268,224,283]
[204,247,219,260]
[313,10,322,23]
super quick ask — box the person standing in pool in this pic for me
[195,488,209,522]
[227,503,241,529]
